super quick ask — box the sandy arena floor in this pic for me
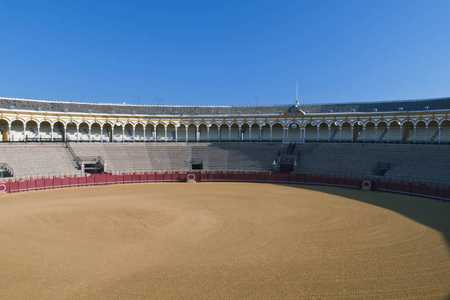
[0,182,449,299]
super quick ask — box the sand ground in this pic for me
[0,182,449,299]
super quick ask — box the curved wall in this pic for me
[0,98,449,143]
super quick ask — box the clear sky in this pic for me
[1,0,449,106]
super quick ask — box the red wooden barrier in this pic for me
[280,174,291,182]
[132,174,140,183]
[179,173,187,182]
[402,184,411,194]
[45,178,53,189]
[419,185,428,195]
[69,177,79,186]
[27,180,35,190]
[18,181,27,191]
[61,177,71,187]
[1,172,448,202]
[138,174,148,182]
[436,188,446,199]
[94,174,106,185]
[53,178,62,188]
[380,181,389,190]
[410,184,420,194]
[104,173,114,184]
[35,179,45,190]
[393,183,403,192]
[79,177,87,186]
[310,176,319,183]
[336,178,346,186]
[426,187,437,198]
[123,174,131,183]
[236,173,244,181]
[9,181,18,193]
[147,173,155,182]
[86,176,95,185]
[247,174,256,181]
[445,188,450,200]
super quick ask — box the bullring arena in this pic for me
[0,96,449,299]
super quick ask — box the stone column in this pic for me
[350,124,354,143]
[375,124,378,142]
[439,125,442,144]
[387,124,391,143]
[302,127,306,143]
[400,125,403,143]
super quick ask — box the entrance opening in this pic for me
[77,156,105,174]
[191,163,203,170]
[0,163,13,178]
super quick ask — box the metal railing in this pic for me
[65,141,80,168]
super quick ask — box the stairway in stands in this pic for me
[277,143,300,172]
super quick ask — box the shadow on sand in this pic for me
[277,183,450,250]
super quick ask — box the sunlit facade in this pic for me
[1,97,449,144]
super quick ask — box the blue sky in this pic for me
[1,0,449,106]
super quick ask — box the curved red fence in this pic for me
[0,172,449,201]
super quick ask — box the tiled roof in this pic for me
[0,97,449,115]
